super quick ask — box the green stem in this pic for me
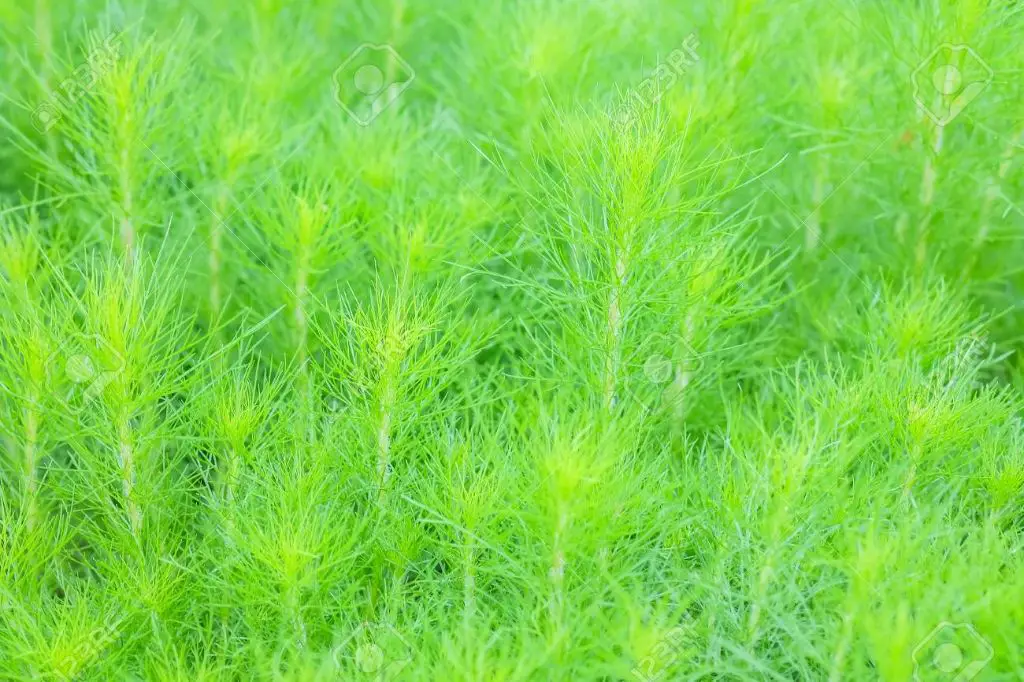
[603,251,627,412]
[119,147,136,264]
[806,156,827,252]
[209,189,229,329]
[117,414,141,538]
[463,539,476,623]
[23,391,40,531]
[967,130,1020,277]
[549,507,568,625]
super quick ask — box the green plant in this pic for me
[1,1,1022,680]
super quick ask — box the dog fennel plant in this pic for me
[1,0,1024,680]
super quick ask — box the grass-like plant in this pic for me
[1,1,1023,680]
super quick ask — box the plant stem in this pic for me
[671,308,698,420]
[916,54,960,271]
[376,384,394,485]
[34,0,57,159]
[385,0,407,101]
[549,507,568,625]
[376,270,409,488]
[209,189,229,326]
[463,540,476,623]
[899,441,923,507]
[916,122,942,271]
[117,413,141,537]
[217,442,240,543]
[294,250,309,368]
[806,157,827,252]
[828,608,855,682]
[119,147,136,264]
[294,231,315,443]
[284,581,307,649]
[894,211,908,246]
[967,130,1021,276]
[603,250,627,412]
[747,556,773,646]
[23,391,40,531]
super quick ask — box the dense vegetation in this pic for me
[1,1,1022,679]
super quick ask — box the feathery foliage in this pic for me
[1,1,1023,680]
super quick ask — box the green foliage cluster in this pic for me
[1,1,1022,679]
